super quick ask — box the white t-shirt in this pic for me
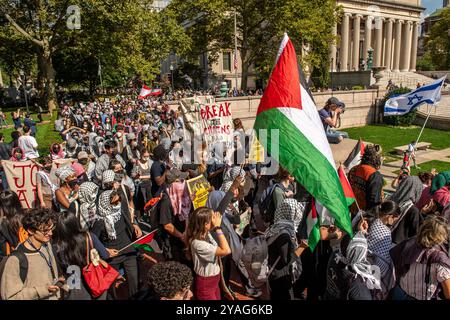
[18,135,39,159]
[191,234,220,277]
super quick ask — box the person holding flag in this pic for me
[348,144,384,211]
[253,33,353,253]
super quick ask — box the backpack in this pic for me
[240,231,301,288]
[258,183,284,224]
[0,244,29,298]
[4,226,29,256]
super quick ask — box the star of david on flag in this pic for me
[384,76,447,116]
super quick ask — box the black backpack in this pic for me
[258,183,285,224]
[0,245,29,298]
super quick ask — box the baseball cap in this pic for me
[327,97,345,108]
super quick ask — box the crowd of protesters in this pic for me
[0,93,448,301]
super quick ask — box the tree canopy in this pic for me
[424,7,450,70]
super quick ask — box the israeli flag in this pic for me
[384,76,447,116]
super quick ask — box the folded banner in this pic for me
[384,76,447,116]
[3,160,40,208]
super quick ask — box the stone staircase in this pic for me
[380,70,444,90]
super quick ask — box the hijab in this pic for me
[206,190,242,263]
[430,172,450,195]
[389,176,423,208]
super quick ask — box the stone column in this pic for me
[401,21,413,72]
[393,19,403,72]
[330,23,337,72]
[410,21,419,72]
[363,15,374,62]
[340,13,351,72]
[384,18,394,70]
[374,17,384,67]
[352,14,362,71]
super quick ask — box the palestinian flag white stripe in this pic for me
[254,34,352,250]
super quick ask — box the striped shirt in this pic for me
[399,262,450,300]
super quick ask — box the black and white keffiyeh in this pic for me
[335,232,381,290]
[102,170,116,184]
[223,165,246,184]
[367,218,393,276]
[265,198,305,246]
[78,182,99,230]
[98,190,122,240]
[55,166,75,183]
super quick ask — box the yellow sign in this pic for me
[186,175,211,209]
[249,135,265,163]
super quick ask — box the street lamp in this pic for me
[169,64,174,92]
[19,70,29,114]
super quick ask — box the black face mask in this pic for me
[231,197,239,203]
[79,159,88,165]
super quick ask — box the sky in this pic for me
[421,0,444,18]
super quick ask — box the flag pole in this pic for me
[414,79,445,148]
[117,230,156,253]
[234,10,238,93]
[414,104,433,148]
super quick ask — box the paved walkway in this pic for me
[380,148,450,192]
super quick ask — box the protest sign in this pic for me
[248,134,265,163]
[2,160,40,208]
[179,96,234,152]
[186,174,211,209]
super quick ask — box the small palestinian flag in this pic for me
[307,198,321,251]
[343,138,365,173]
[133,230,157,252]
[338,165,356,207]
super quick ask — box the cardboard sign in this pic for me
[186,175,211,209]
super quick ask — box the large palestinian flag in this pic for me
[253,34,353,248]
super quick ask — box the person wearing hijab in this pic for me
[324,232,377,300]
[206,176,261,298]
[71,182,99,230]
[389,176,425,244]
[430,171,450,195]
[266,198,307,300]
[65,138,79,159]
[92,187,140,299]
[50,143,65,160]
[365,201,399,298]
[9,147,25,162]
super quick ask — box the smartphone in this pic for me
[53,280,65,288]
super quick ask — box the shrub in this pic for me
[382,87,417,126]
[352,85,364,90]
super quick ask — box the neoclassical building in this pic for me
[331,0,424,72]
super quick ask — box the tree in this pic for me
[1,0,190,109]
[425,7,450,70]
[168,0,339,90]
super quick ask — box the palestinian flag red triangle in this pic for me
[257,37,302,115]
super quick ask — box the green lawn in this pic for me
[346,125,450,157]
[393,160,450,176]
[0,112,62,157]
